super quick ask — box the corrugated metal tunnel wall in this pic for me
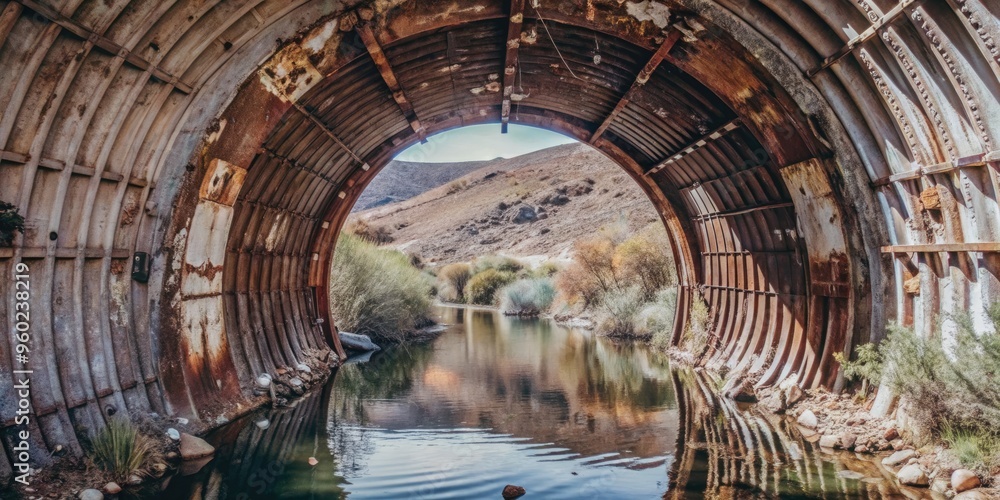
[1,0,999,479]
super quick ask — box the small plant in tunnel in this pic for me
[0,200,25,247]
[87,418,159,483]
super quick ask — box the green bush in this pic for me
[876,304,1000,472]
[499,278,556,316]
[472,255,524,275]
[681,293,711,357]
[834,342,883,396]
[437,263,472,303]
[329,234,434,342]
[641,288,677,351]
[0,200,25,247]
[465,269,517,306]
[89,418,156,482]
[595,286,645,337]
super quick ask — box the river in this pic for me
[161,305,903,499]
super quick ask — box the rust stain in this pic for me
[199,158,247,206]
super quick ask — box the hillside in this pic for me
[353,158,492,211]
[349,143,665,266]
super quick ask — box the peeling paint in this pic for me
[199,158,247,206]
[302,19,339,53]
[626,1,671,29]
[258,44,323,103]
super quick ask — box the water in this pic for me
[162,306,903,499]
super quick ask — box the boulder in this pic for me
[882,449,915,467]
[502,485,526,499]
[896,464,929,487]
[511,205,537,224]
[819,435,840,449]
[80,489,104,500]
[884,427,899,441]
[179,432,216,460]
[785,384,804,405]
[104,482,122,495]
[952,469,981,493]
[339,332,381,352]
[839,433,857,450]
[797,410,818,429]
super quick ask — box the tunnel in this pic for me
[1,0,999,473]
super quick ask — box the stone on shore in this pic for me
[952,469,981,493]
[882,449,915,467]
[180,432,216,460]
[896,464,929,487]
[797,410,818,429]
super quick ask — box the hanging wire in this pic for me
[531,2,583,81]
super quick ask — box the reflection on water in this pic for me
[163,306,902,499]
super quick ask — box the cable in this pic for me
[531,2,583,81]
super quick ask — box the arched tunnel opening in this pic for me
[1,0,999,490]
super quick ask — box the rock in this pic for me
[166,428,180,441]
[819,435,840,449]
[840,433,857,450]
[854,444,869,454]
[882,449,916,467]
[784,384,804,406]
[289,377,303,387]
[510,205,537,224]
[797,410,818,429]
[725,378,757,403]
[255,419,270,430]
[896,464,929,487]
[952,469,981,493]
[179,432,216,460]
[296,363,311,374]
[79,489,104,500]
[884,427,900,441]
[103,483,122,495]
[955,489,1000,499]
[502,485,526,499]
[308,457,319,466]
[890,438,906,450]
[126,474,143,486]
[176,417,189,425]
[256,373,272,388]
[339,332,381,352]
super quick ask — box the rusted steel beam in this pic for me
[805,0,920,78]
[590,30,682,144]
[12,0,194,93]
[289,102,371,171]
[882,243,1000,253]
[355,23,426,139]
[500,0,526,134]
[645,119,742,176]
[691,202,795,220]
[871,151,994,186]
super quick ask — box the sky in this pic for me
[394,124,577,163]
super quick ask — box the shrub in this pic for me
[446,179,468,194]
[533,261,560,277]
[472,255,523,275]
[465,268,517,306]
[499,278,556,316]
[833,342,883,396]
[681,293,711,357]
[613,230,674,300]
[329,234,433,342]
[344,218,394,244]
[876,304,1000,472]
[595,286,645,337]
[641,288,678,351]
[89,418,156,482]
[438,263,472,303]
[0,200,25,247]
